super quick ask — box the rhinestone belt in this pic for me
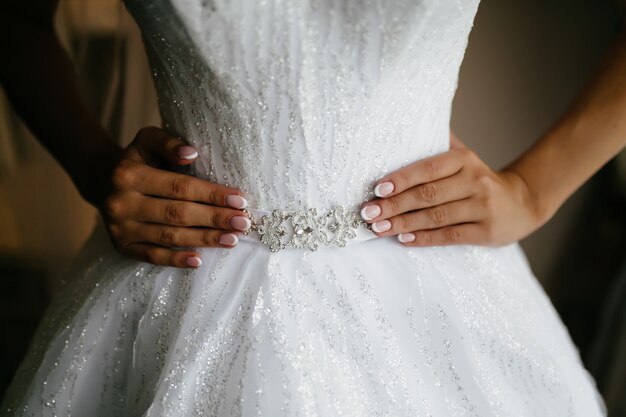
[240,206,375,252]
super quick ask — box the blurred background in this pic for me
[0,0,625,414]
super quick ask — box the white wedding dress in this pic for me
[1,0,607,416]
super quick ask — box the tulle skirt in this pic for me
[1,217,606,416]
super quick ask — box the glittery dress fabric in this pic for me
[1,0,607,416]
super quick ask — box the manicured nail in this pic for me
[186,255,202,267]
[219,233,239,246]
[225,194,248,209]
[360,204,381,221]
[371,219,392,233]
[374,181,394,197]
[397,233,416,243]
[229,216,251,231]
[178,145,198,160]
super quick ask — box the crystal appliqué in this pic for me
[242,206,372,252]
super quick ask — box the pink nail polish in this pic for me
[397,233,415,243]
[371,219,392,233]
[178,145,198,160]
[219,233,239,246]
[225,194,248,209]
[229,216,251,231]
[374,181,394,197]
[360,204,381,221]
[186,255,202,267]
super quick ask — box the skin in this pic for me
[0,0,250,269]
[361,28,626,247]
[1,2,625,267]
[99,127,251,267]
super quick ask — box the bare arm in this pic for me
[502,28,626,224]
[362,28,626,247]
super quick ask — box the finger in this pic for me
[122,242,204,268]
[115,163,248,209]
[134,195,252,231]
[128,126,198,166]
[126,222,241,248]
[372,148,469,198]
[360,170,474,222]
[396,223,485,247]
[369,199,483,236]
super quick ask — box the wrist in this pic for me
[499,165,557,228]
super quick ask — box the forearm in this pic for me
[0,2,122,206]
[503,28,626,223]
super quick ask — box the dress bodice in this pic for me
[123,0,480,211]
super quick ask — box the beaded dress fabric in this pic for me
[1,0,607,416]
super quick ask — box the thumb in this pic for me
[131,126,198,167]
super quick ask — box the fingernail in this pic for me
[371,219,392,233]
[229,216,251,231]
[186,255,202,267]
[397,233,415,243]
[178,145,198,160]
[225,194,248,209]
[374,181,394,197]
[219,233,239,246]
[360,204,381,221]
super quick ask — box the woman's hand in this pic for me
[362,24,626,248]
[94,127,251,268]
[359,139,546,247]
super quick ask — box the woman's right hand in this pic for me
[94,126,250,269]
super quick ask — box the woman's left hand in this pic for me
[359,140,545,247]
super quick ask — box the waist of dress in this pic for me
[237,205,377,252]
